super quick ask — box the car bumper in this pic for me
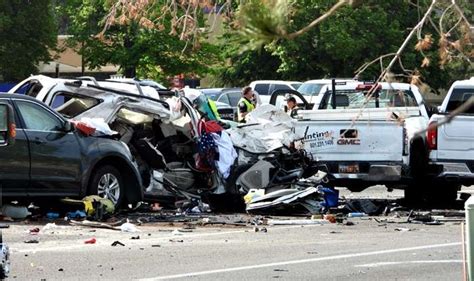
[317,163,403,182]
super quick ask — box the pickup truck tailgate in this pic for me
[295,120,404,162]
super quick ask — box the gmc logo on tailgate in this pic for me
[337,139,360,145]
[337,129,360,145]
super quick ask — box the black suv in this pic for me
[0,94,142,206]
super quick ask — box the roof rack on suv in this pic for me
[76,76,99,86]
[63,80,171,109]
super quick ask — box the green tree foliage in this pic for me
[60,0,219,82]
[0,0,57,81]
[217,0,472,91]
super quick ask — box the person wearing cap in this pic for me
[238,86,256,123]
[286,96,299,118]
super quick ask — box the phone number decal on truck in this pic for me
[303,128,336,149]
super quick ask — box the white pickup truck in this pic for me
[275,81,432,193]
[426,77,474,198]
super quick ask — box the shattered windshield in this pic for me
[320,89,418,109]
[51,92,101,118]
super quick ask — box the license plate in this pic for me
[339,164,360,173]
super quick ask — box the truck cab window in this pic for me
[446,89,474,114]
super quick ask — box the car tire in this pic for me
[89,165,125,207]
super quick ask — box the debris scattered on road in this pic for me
[1,204,31,219]
[171,229,183,236]
[343,199,389,216]
[42,223,60,232]
[29,228,40,234]
[169,239,184,243]
[120,221,140,233]
[24,239,39,244]
[66,210,86,219]
[267,219,329,225]
[111,241,125,247]
[394,227,411,232]
[84,238,97,244]
[46,212,60,219]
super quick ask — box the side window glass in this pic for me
[15,101,63,131]
[14,82,33,95]
[51,92,100,118]
[217,94,230,105]
[254,84,270,95]
[273,84,291,91]
[447,89,474,114]
[14,81,43,98]
[228,92,241,107]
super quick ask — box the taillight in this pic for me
[426,122,437,150]
[355,83,381,91]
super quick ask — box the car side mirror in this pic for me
[63,121,74,132]
[0,103,16,146]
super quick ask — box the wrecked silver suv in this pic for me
[12,77,318,211]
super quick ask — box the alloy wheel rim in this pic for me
[97,173,120,205]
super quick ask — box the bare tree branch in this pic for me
[286,0,350,39]
[354,53,397,78]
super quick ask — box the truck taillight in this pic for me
[426,122,437,150]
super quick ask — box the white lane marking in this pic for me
[355,260,463,268]
[13,224,320,253]
[138,242,461,280]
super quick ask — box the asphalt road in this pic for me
[3,185,470,280]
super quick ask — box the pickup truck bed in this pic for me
[283,82,430,191]
[295,108,416,185]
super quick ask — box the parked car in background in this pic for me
[249,80,302,105]
[297,78,357,104]
[0,94,143,207]
[426,77,474,199]
[200,88,241,121]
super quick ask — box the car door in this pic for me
[13,99,82,196]
[0,98,30,195]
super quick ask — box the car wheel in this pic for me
[90,165,124,207]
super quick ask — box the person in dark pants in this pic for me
[237,86,256,123]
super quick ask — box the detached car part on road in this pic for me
[0,94,143,207]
